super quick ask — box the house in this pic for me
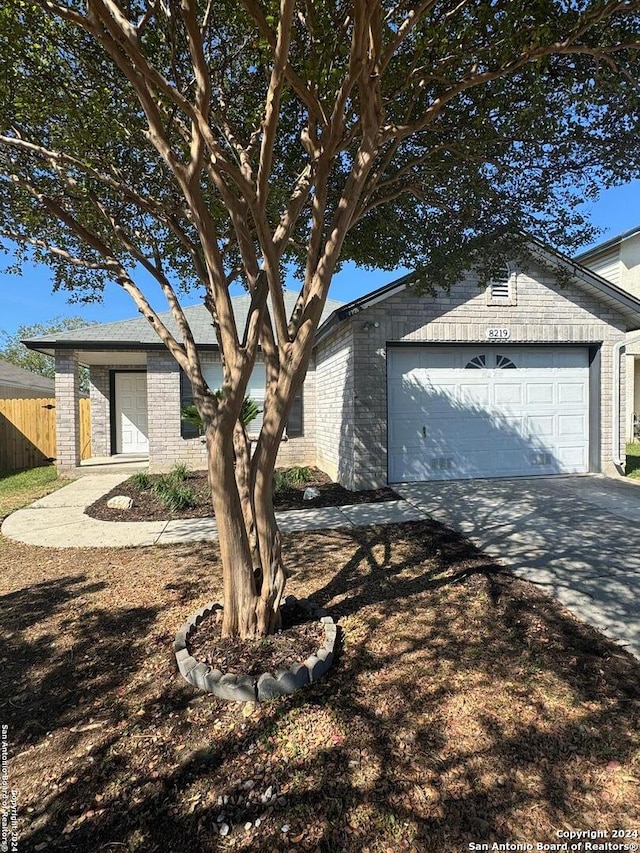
[24,237,640,487]
[574,226,640,440]
[0,359,55,399]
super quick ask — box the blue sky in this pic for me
[0,179,638,337]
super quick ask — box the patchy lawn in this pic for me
[2,521,639,853]
[626,442,640,480]
[0,466,65,522]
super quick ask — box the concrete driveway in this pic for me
[395,475,640,659]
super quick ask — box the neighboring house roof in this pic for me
[574,225,640,264]
[315,236,640,340]
[0,359,55,394]
[24,291,345,354]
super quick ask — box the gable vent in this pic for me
[489,268,511,300]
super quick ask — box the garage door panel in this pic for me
[526,415,555,438]
[558,414,587,436]
[494,383,523,406]
[526,383,554,404]
[387,346,589,482]
[558,382,586,404]
[556,445,588,469]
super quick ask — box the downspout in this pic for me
[612,331,640,468]
[612,338,626,468]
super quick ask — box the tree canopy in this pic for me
[1,1,639,636]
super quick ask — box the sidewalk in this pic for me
[0,474,428,548]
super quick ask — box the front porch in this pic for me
[69,454,150,477]
[53,349,150,472]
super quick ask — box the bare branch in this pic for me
[256,0,295,209]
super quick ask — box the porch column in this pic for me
[55,349,81,471]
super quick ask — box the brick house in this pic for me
[24,237,640,486]
[574,225,640,439]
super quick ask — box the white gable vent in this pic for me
[486,265,516,306]
[490,267,510,299]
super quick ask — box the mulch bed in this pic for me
[187,599,325,677]
[86,467,400,521]
[2,520,640,853]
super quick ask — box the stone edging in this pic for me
[173,596,337,702]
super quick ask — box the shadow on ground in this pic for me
[3,520,639,853]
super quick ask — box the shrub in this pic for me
[131,471,151,490]
[273,466,316,494]
[170,462,190,482]
[273,470,288,495]
[284,466,315,485]
[155,481,197,512]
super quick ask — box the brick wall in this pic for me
[315,261,628,490]
[54,350,80,470]
[314,326,355,489]
[89,366,110,457]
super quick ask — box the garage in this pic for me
[387,345,591,482]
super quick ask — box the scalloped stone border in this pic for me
[173,596,337,702]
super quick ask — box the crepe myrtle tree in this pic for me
[1,1,640,637]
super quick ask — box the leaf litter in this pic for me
[1,519,639,852]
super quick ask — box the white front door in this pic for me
[115,372,149,454]
[387,346,590,482]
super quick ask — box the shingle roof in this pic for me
[574,225,640,262]
[24,291,344,349]
[0,359,55,392]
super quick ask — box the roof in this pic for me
[574,225,640,263]
[315,235,640,339]
[0,359,55,393]
[24,291,345,355]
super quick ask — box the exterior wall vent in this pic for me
[486,265,517,306]
[530,451,552,466]
[428,457,454,471]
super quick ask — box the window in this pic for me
[180,369,201,439]
[465,355,486,369]
[464,354,517,370]
[496,354,517,369]
[179,366,303,439]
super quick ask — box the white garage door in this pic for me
[388,346,589,482]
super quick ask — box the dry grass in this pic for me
[2,520,639,853]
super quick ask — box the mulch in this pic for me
[85,467,400,521]
[188,599,326,677]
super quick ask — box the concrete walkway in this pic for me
[395,475,640,659]
[0,473,427,548]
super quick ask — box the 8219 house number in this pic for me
[486,327,511,340]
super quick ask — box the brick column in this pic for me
[55,350,81,471]
[89,366,110,457]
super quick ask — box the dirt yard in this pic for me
[2,520,639,853]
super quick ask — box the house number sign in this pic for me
[485,327,511,340]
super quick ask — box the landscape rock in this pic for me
[106,495,134,510]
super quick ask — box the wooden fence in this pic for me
[0,397,91,472]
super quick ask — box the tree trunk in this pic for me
[206,424,258,638]
[251,408,289,636]
[206,412,287,638]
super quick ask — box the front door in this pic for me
[115,372,149,454]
